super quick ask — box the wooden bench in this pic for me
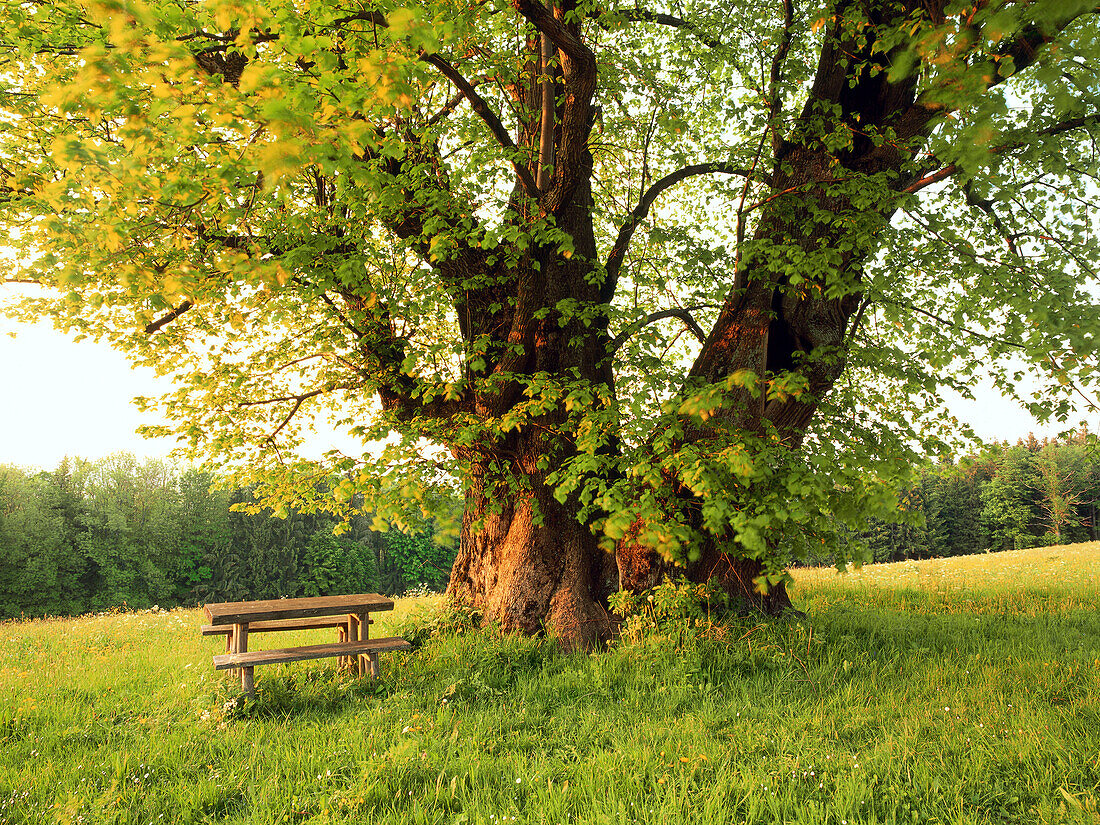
[202,594,408,694]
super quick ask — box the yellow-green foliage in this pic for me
[2,548,1098,824]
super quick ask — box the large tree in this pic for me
[3,0,1099,646]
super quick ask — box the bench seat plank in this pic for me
[212,637,412,670]
[200,617,354,636]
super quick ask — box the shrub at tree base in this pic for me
[609,577,735,648]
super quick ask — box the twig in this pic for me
[145,300,194,334]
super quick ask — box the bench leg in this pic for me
[229,623,242,680]
[345,615,360,674]
[368,651,380,678]
[356,612,370,678]
[234,623,254,696]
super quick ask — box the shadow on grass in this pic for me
[219,664,396,721]
[216,592,1099,726]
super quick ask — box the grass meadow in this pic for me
[1,544,1098,825]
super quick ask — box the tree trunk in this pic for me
[688,544,799,616]
[447,450,617,650]
[611,3,948,613]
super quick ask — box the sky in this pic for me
[0,295,368,470]
[2,299,1093,472]
[1,318,174,469]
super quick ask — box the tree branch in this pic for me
[512,0,598,213]
[317,290,367,339]
[878,297,1026,351]
[513,0,594,68]
[238,388,326,443]
[421,53,539,197]
[426,91,466,127]
[1046,352,1100,414]
[768,0,794,157]
[994,7,1100,81]
[602,162,766,302]
[144,300,194,334]
[594,8,722,50]
[608,307,708,354]
[239,388,327,408]
[904,115,1097,194]
[962,181,1020,257]
[536,30,555,192]
[733,130,770,286]
[0,184,33,203]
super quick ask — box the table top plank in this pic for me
[204,593,395,625]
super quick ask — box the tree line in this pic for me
[854,434,1099,565]
[4,435,1095,621]
[0,454,458,621]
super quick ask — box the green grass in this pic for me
[2,545,1098,825]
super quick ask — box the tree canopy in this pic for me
[3,0,1099,644]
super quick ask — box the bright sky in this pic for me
[0,288,365,469]
[1,299,1093,472]
[0,318,175,469]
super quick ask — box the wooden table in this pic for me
[203,593,406,694]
